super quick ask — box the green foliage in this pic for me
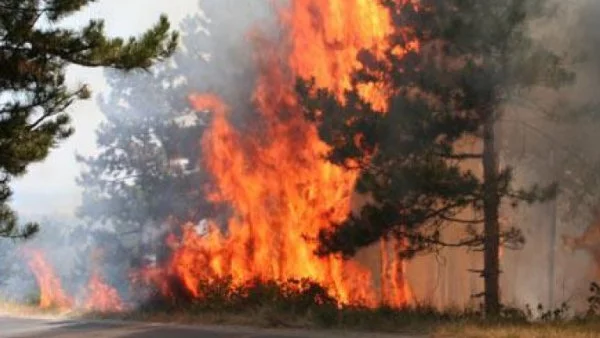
[0,0,178,238]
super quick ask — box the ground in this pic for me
[4,314,600,338]
[3,302,600,338]
[0,316,420,338]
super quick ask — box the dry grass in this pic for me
[0,300,72,318]
[4,278,600,338]
[90,310,600,338]
[82,278,600,337]
[5,300,600,338]
[433,321,600,338]
[88,307,323,329]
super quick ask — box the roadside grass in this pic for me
[92,303,469,334]
[433,320,600,338]
[85,277,600,337]
[0,299,70,318]
[88,305,600,337]
[0,290,76,318]
[6,278,600,337]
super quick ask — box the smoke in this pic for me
[497,0,600,311]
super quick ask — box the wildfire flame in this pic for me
[25,248,123,312]
[158,0,413,307]
[24,249,72,309]
[285,0,392,103]
[84,272,124,312]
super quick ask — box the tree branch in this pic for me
[440,215,484,224]
[436,152,483,160]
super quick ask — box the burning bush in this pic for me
[127,274,486,331]
[138,275,338,314]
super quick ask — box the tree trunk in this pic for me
[482,112,501,316]
[547,150,557,308]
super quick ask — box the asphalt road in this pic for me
[0,316,424,338]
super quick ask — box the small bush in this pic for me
[136,276,340,323]
[586,282,600,317]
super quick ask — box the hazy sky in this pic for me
[11,0,200,219]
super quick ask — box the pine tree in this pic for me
[298,0,572,315]
[76,3,258,265]
[0,0,178,238]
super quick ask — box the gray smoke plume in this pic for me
[498,0,600,312]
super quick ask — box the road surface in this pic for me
[0,316,424,338]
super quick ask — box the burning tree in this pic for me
[298,0,573,315]
[0,0,178,239]
[120,0,413,309]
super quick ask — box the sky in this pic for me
[10,0,200,220]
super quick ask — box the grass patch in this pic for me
[0,291,74,318]
[85,277,514,334]
[91,305,600,337]
[434,320,600,338]
[0,299,71,318]
[21,278,600,337]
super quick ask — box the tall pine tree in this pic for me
[0,0,178,238]
[76,1,261,266]
[298,0,572,315]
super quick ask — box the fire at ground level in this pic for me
[18,215,600,314]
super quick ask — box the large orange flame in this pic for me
[285,0,392,100]
[158,0,412,307]
[24,249,73,309]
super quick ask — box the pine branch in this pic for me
[436,152,484,160]
[440,215,484,224]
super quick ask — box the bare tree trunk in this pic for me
[547,150,557,308]
[483,113,501,316]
